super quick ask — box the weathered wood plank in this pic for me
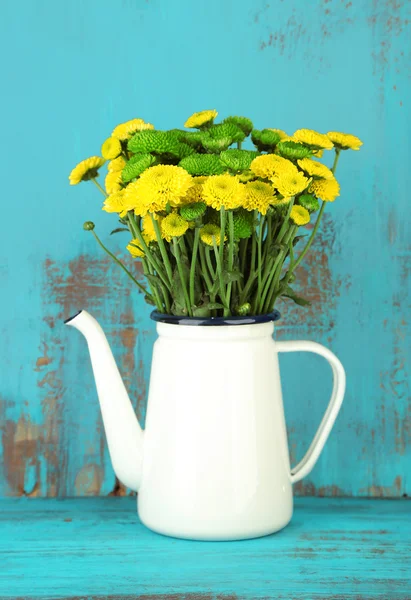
[0,498,410,599]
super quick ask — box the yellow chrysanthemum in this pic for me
[312,149,324,158]
[297,158,334,180]
[183,179,205,204]
[200,224,225,247]
[327,131,363,151]
[142,215,162,243]
[127,239,145,258]
[242,181,274,215]
[290,205,310,226]
[271,170,310,197]
[112,119,154,141]
[101,137,122,160]
[268,128,289,140]
[161,213,189,241]
[105,171,123,194]
[309,176,340,202]
[102,190,133,218]
[69,156,105,185]
[108,156,126,173]
[250,154,296,179]
[202,174,244,210]
[184,109,218,129]
[126,165,194,215]
[293,129,334,150]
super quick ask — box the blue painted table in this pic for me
[1,498,410,599]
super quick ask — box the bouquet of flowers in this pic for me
[69,110,362,317]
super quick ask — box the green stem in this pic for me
[226,211,235,311]
[263,225,297,313]
[146,259,166,312]
[90,230,154,302]
[151,215,173,286]
[292,201,326,272]
[254,214,266,312]
[205,246,216,279]
[331,148,341,174]
[213,238,228,313]
[91,178,108,197]
[173,237,192,316]
[127,213,171,292]
[141,258,162,311]
[199,243,214,296]
[237,141,242,150]
[189,228,200,309]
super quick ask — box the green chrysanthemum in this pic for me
[177,130,205,149]
[208,122,245,144]
[128,130,193,159]
[220,149,260,172]
[298,193,320,213]
[236,302,251,316]
[232,209,254,239]
[277,140,312,160]
[201,135,233,153]
[179,153,226,176]
[223,116,254,136]
[180,201,207,221]
[121,153,156,183]
[251,129,281,152]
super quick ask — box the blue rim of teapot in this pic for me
[150,310,281,326]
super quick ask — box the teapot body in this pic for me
[138,320,293,540]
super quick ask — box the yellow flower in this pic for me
[327,131,363,150]
[290,205,310,226]
[69,156,105,185]
[161,213,189,241]
[105,171,123,194]
[112,119,154,141]
[183,177,206,204]
[126,164,194,214]
[271,170,310,197]
[309,176,340,202]
[108,156,126,172]
[184,109,218,129]
[127,239,145,258]
[268,128,289,140]
[101,137,122,160]
[102,190,133,218]
[293,129,334,150]
[250,154,296,179]
[242,181,274,215]
[297,158,334,180]
[200,224,225,246]
[202,174,244,210]
[312,149,324,158]
[142,215,162,243]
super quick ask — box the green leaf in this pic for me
[222,270,243,283]
[282,286,311,306]
[206,302,225,310]
[110,227,129,235]
[192,306,211,317]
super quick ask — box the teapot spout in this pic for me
[65,310,144,491]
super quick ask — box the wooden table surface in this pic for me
[1,497,410,599]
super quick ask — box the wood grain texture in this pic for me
[0,0,410,497]
[0,497,410,599]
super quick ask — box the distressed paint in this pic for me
[0,497,410,598]
[0,0,410,497]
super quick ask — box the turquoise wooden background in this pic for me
[0,0,409,498]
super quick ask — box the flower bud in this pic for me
[83,221,95,231]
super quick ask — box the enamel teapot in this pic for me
[66,309,345,541]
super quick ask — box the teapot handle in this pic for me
[276,340,346,484]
